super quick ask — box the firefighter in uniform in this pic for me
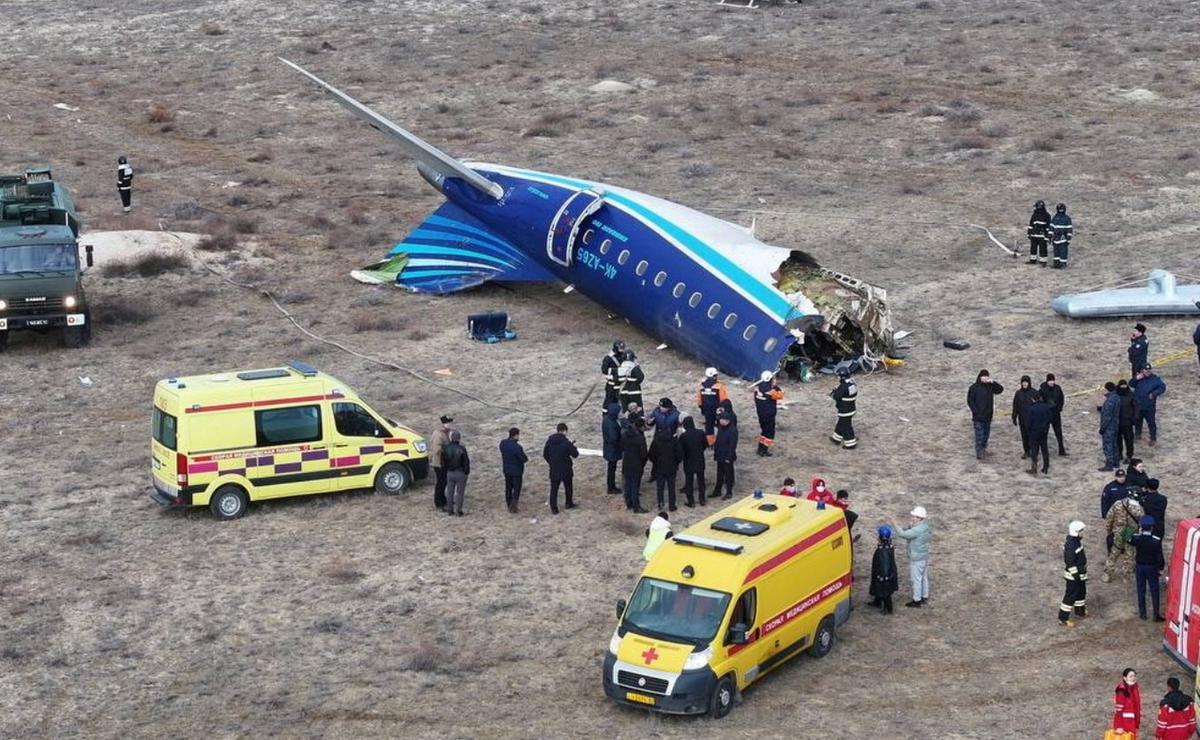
[1059,520,1088,626]
[601,340,625,408]
[1103,493,1145,582]
[830,367,858,449]
[752,371,784,456]
[117,155,134,213]
[1049,203,1073,268]
[696,367,727,446]
[1027,200,1051,266]
[617,350,644,413]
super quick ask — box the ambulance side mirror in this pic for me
[729,623,749,645]
[616,599,626,619]
[84,244,94,268]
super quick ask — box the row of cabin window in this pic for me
[581,227,780,354]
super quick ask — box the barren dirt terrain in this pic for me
[3,1,1200,737]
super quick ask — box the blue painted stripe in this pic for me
[496,166,793,320]
[396,242,518,270]
[424,214,519,254]
[399,224,521,261]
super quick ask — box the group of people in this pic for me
[1025,199,1074,268]
[1098,324,1168,470]
[1109,668,1196,739]
[967,369,1066,474]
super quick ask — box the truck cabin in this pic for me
[0,167,81,240]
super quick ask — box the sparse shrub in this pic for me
[226,194,250,208]
[200,20,227,36]
[305,213,334,230]
[101,296,153,324]
[348,204,371,226]
[951,136,991,151]
[1029,138,1058,152]
[915,0,934,8]
[1178,150,1195,160]
[680,162,716,178]
[242,177,271,187]
[147,104,176,124]
[322,563,365,583]
[900,180,928,195]
[943,100,983,125]
[101,252,189,278]
[644,140,670,154]
[352,291,389,308]
[62,531,108,547]
[522,126,562,138]
[197,230,238,252]
[231,215,259,234]
[403,643,446,672]
[982,124,1010,138]
[406,329,430,341]
[246,149,272,163]
[351,311,403,333]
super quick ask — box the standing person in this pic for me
[601,403,623,495]
[617,351,644,414]
[441,431,470,517]
[1059,520,1088,626]
[1101,469,1129,519]
[752,371,784,456]
[696,368,727,446]
[1125,458,1150,492]
[1131,364,1167,447]
[1194,313,1200,380]
[1155,677,1196,740]
[498,427,528,514]
[1104,494,1146,582]
[1098,382,1120,472]
[543,423,579,514]
[1128,323,1150,378]
[967,370,1005,460]
[621,417,649,514]
[646,398,680,435]
[829,367,859,449]
[601,340,626,408]
[117,155,134,213]
[1112,668,1142,738]
[806,478,836,506]
[1026,392,1053,476]
[677,416,708,507]
[1026,199,1051,266]
[835,489,859,535]
[649,425,681,512]
[779,478,799,497]
[1049,202,1073,268]
[1116,380,1139,464]
[1131,515,1165,621]
[1011,375,1038,459]
[624,401,644,428]
[868,526,899,614]
[643,511,672,561]
[429,415,453,511]
[1039,373,1068,456]
[890,506,932,608]
[712,404,739,501]
[1140,479,1168,539]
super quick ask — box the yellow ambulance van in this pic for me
[603,492,851,718]
[149,361,429,519]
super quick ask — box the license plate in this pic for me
[26,319,49,326]
[625,691,656,706]
[66,313,86,326]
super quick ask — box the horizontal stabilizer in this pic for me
[384,201,556,294]
[280,58,504,200]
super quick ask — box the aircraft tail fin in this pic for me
[280,58,504,200]
[378,201,555,294]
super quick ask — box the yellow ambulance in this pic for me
[149,361,429,519]
[603,493,851,718]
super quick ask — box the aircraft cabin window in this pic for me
[673,283,686,299]
[582,229,594,245]
[723,313,738,330]
[599,238,612,255]
[763,337,779,353]
[653,271,668,287]
[617,250,630,266]
[707,303,721,320]
[688,292,703,308]
[635,260,649,277]
[743,324,757,341]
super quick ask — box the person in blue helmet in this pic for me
[868,526,899,614]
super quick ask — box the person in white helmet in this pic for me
[1060,520,1088,626]
[890,506,932,607]
[752,370,784,457]
[695,367,728,446]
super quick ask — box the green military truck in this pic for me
[0,166,94,350]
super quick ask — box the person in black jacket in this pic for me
[649,425,681,511]
[1125,458,1150,491]
[1026,200,1051,266]
[601,403,623,495]
[1115,380,1139,463]
[1011,375,1038,459]
[967,369,1005,460]
[1128,323,1149,379]
[1131,515,1165,621]
[869,526,899,614]
[498,427,528,513]
[1059,520,1088,626]
[1140,479,1168,539]
[117,155,134,213]
[621,418,649,513]
[677,416,708,507]
[543,423,580,514]
[1026,392,1054,476]
[601,340,625,408]
[442,431,470,516]
[1100,469,1128,519]
[712,404,739,500]
[830,367,858,449]
[1038,373,1068,456]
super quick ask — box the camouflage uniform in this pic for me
[1103,497,1145,582]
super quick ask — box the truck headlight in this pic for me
[64,295,77,308]
[682,646,712,671]
[608,629,622,655]
[414,440,428,453]
[0,299,6,311]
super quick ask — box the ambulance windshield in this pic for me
[623,577,730,645]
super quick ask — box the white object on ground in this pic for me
[79,376,93,386]
[589,80,636,93]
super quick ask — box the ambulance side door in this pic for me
[252,403,331,498]
[329,401,390,490]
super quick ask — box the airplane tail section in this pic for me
[373,201,556,294]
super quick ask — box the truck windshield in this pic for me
[0,244,77,274]
[622,577,730,645]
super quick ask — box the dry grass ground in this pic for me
[2,0,1200,737]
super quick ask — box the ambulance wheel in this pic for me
[210,485,248,520]
[708,674,736,719]
[374,462,411,495]
[809,616,836,658]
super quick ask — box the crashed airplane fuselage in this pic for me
[284,60,898,380]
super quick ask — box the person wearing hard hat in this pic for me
[1060,520,1088,627]
[643,511,672,561]
[868,526,899,614]
[829,366,859,449]
[752,370,784,457]
[696,367,728,446]
[890,506,932,608]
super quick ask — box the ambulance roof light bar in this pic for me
[672,533,744,555]
[286,360,319,377]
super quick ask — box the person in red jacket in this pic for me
[806,477,837,506]
[779,477,799,497]
[1155,676,1195,739]
[1113,667,1142,736]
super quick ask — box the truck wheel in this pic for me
[374,462,411,495]
[809,616,836,658]
[708,674,735,719]
[0,331,7,352]
[210,485,248,520]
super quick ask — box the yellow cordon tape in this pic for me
[1066,348,1196,399]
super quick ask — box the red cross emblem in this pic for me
[641,647,660,665]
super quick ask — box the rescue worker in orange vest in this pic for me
[752,370,784,456]
[696,367,727,446]
[1155,676,1196,739]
